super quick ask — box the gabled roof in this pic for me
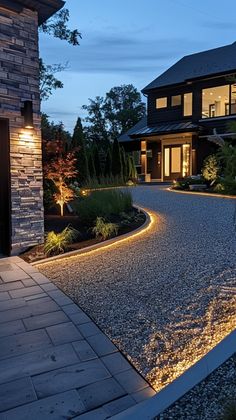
[0,0,65,24]
[118,117,198,142]
[143,42,236,93]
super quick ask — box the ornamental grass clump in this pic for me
[92,217,118,240]
[44,226,78,256]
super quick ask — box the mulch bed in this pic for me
[21,208,146,263]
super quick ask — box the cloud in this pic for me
[40,30,205,76]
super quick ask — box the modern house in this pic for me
[119,42,236,182]
[0,0,64,256]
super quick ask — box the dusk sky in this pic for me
[39,0,236,132]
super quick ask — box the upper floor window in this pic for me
[171,95,181,107]
[201,85,236,118]
[184,93,192,116]
[156,97,167,109]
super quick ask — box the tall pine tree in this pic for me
[93,145,102,179]
[71,117,89,184]
[111,138,122,177]
[88,151,96,179]
[104,148,112,177]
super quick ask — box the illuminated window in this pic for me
[156,97,167,109]
[184,93,192,116]
[231,84,236,114]
[202,85,229,118]
[182,144,191,177]
[171,95,181,107]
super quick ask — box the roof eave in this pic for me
[0,0,65,24]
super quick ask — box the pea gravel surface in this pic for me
[38,186,236,395]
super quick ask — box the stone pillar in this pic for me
[0,6,44,254]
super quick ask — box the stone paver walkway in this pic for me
[0,257,155,419]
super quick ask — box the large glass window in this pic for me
[231,84,236,114]
[171,95,181,107]
[156,97,167,109]
[184,93,192,116]
[202,85,229,118]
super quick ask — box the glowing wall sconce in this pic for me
[21,100,34,129]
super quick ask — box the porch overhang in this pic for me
[0,0,65,24]
[130,121,199,139]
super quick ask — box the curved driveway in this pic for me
[40,186,236,391]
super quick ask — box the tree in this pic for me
[111,138,122,177]
[71,117,89,184]
[120,146,128,180]
[127,155,137,179]
[82,97,110,148]
[39,8,81,100]
[42,115,71,162]
[93,145,102,179]
[104,148,112,177]
[202,155,220,184]
[82,84,146,146]
[88,151,96,179]
[44,152,77,216]
[103,84,146,139]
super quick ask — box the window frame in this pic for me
[171,94,182,107]
[201,84,236,119]
[156,97,168,110]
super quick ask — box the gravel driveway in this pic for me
[39,186,236,395]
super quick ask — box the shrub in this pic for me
[202,154,220,183]
[44,226,79,256]
[218,143,236,180]
[72,189,133,224]
[221,400,236,420]
[92,217,118,240]
[173,176,205,190]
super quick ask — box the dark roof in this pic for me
[143,42,236,92]
[118,118,198,142]
[118,117,147,142]
[0,0,65,24]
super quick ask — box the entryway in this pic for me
[0,119,11,255]
[164,145,182,180]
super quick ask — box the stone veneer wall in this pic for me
[0,6,44,255]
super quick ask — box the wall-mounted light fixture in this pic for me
[21,100,34,129]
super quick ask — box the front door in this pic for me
[164,145,182,180]
[0,119,11,255]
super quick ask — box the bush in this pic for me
[92,217,118,240]
[44,226,79,256]
[82,175,125,189]
[221,400,236,420]
[202,154,220,183]
[72,189,133,224]
[173,175,205,190]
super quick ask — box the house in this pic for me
[119,42,236,182]
[0,0,64,256]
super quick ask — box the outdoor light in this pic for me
[21,100,34,129]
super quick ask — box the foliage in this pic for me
[103,85,146,139]
[202,154,220,183]
[72,189,133,224]
[93,145,102,179]
[39,60,66,101]
[44,152,77,216]
[82,96,110,148]
[127,155,137,179]
[88,151,96,179]
[71,117,89,184]
[120,146,128,180]
[112,138,122,177]
[40,8,81,45]
[92,217,118,240]
[220,400,236,420]
[173,176,206,190]
[82,84,146,146]
[42,114,71,161]
[82,176,126,189]
[218,143,236,179]
[104,148,112,177]
[39,8,81,100]
[44,226,78,256]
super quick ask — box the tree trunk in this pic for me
[60,203,64,217]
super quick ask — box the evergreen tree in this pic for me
[93,145,102,178]
[120,146,128,180]
[104,148,112,177]
[127,155,137,179]
[88,151,96,179]
[71,117,89,184]
[111,138,122,177]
